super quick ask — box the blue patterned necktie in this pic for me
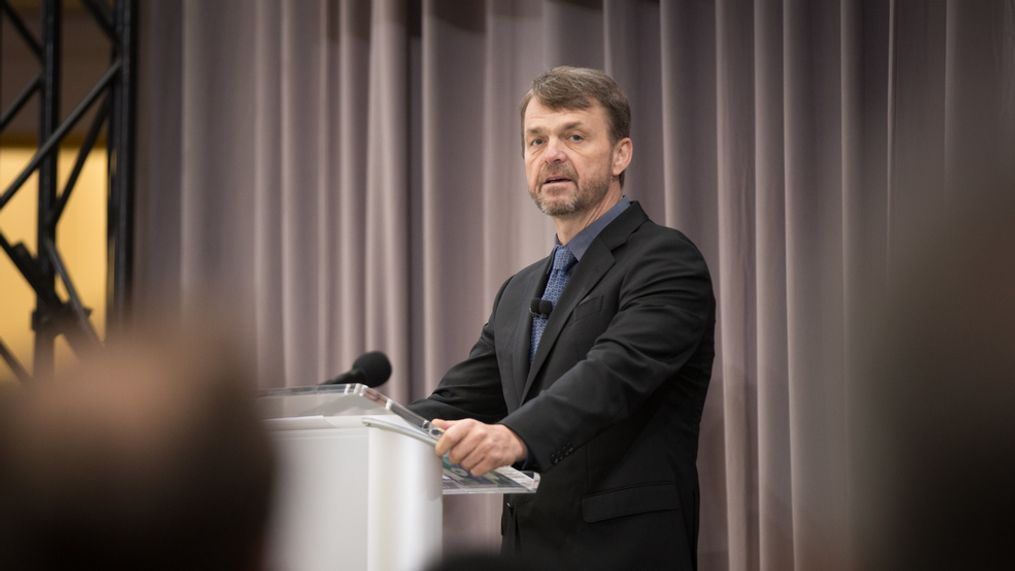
[530,246,577,362]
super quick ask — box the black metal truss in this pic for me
[0,0,136,382]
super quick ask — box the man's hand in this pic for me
[432,418,527,477]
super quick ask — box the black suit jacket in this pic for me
[411,202,715,570]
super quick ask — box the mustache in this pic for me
[540,164,577,184]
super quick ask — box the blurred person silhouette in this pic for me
[850,185,1015,570]
[0,327,274,570]
[423,549,555,571]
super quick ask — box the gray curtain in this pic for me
[136,0,1015,568]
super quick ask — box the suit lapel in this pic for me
[520,202,650,403]
[507,256,553,410]
[522,245,614,399]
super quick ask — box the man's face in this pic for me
[522,98,627,218]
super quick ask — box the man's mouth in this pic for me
[542,176,573,186]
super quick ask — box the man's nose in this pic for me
[543,138,566,164]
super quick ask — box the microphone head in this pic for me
[530,298,553,317]
[352,351,392,387]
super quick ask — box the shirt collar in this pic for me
[551,195,631,266]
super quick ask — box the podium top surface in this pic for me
[258,383,435,432]
[258,384,396,418]
[259,384,540,495]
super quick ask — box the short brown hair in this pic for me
[520,66,632,184]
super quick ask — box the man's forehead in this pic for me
[524,100,605,129]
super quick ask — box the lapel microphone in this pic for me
[530,298,553,318]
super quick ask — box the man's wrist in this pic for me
[499,424,528,464]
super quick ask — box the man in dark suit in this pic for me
[411,67,714,570]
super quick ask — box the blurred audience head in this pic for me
[851,185,1015,569]
[0,324,274,570]
[424,549,556,571]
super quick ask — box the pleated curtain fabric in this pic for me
[136,0,1015,568]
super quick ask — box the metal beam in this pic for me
[0,0,136,381]
[107,0,137,331]
[33,0,62,380]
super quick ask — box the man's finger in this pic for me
[435,418,479,456]
[469,459,493,477]
[457,439,489,472]
[447,424,486,464]
[434,420,468,456]
[431,418,454,430]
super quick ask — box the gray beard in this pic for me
[533,173,611,217]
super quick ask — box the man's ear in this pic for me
[612,137,633,177]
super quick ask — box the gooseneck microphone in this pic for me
[321,351,392,387]
[530,298,553,318]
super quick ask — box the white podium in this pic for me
[259,384,537,571]
[260,385,441,571]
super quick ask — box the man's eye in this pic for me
[529,138,544,147]
[569,134,584,142]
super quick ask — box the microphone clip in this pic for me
[530,298,553,318]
